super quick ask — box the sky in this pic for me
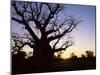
[12,3,96,58]
[59,4,96,58]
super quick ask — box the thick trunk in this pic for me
[33,39,54,67]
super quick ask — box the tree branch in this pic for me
[54,44,72,52]
[12,17,23,24]
[12,1,40,41]
[43,4,62,28]
[48,17,80,42]
[12,33,35,53]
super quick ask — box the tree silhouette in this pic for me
[81,54,86,58]
[85,51,94,58]
[70,53,78,60]
[11,1,80,65]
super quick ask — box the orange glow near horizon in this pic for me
[54,49,95,59]
[21,45,95,60]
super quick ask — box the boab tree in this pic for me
[11,1,80,65]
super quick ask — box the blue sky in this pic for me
[62,4,96,52]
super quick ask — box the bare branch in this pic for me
[43,4,62,28]
[12,1,40,41]
[12,17,23,24]
[53,38,60,50]
[48,17,80,42]
[11,33,35,53]
[52,35,73,52]
[54,40,73,52]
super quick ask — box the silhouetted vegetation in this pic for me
[69,53,78,60]
[12,50,96,74]
[11,1,95,74]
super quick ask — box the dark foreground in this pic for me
[12,57,96,75]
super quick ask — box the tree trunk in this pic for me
[33,39,54,68]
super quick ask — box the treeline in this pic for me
[55,50,95,60]
[12,50,96,74]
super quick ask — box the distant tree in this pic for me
[81,54,86,58]
[85,51,94,58]
[12,33,34,55]
[11,1,80,65]
[70,53,78,59]
[57,51,63,59]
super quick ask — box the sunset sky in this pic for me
[12,3,96,59]
[61,4,96,58]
